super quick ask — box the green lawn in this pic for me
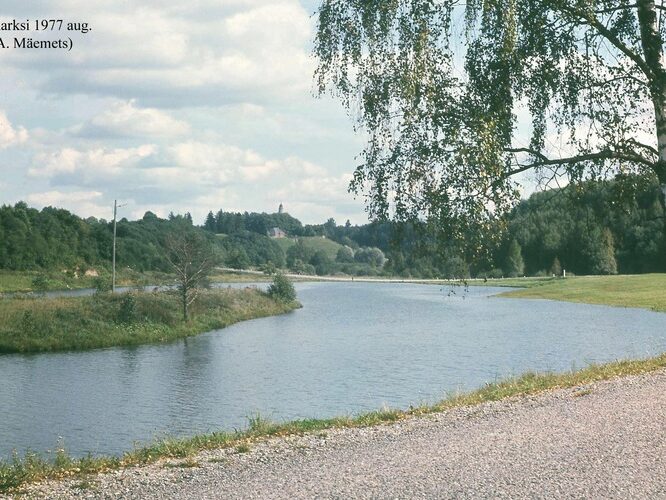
[274,236,345,260]
[500,274,666,313]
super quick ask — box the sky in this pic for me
[0,0,369,225]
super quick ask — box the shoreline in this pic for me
[2,352,666,494]
[25,367,666,499]
[0,288,300,354]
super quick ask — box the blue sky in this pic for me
[0,0,368,224]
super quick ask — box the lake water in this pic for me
[1,282,665,459]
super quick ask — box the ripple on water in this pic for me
[0,282,664,457]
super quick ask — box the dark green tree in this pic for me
[354,247,386,267]
[226,248,250,270]
[267,273,297,303]
[550,257,562,277]
[583,227,619,275]
[310,250,334,275]
[336,246,355,263]
[286,240,315,269]
[204,211,216,232]
[505,239,525,277]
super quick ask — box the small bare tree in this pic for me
[164,230,218,320]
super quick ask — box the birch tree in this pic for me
[164,230,217,320]
[315,1,666,256]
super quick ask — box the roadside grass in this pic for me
[499,274,666,312]
[2,352,665,493]
[208,271,272,283]
[0,288,300,353]
[0,269,177,294]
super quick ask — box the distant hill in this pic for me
[274,236,345,261]
[2,176,663,279]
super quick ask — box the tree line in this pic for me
[0,177,663,278]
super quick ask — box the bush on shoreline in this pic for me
[267,273,297,303]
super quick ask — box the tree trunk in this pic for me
[637,0,666,265]
[182,286,188,321]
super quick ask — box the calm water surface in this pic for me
[1,282,665,458]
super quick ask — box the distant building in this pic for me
[278,203,284,214]
[268,227,286,238]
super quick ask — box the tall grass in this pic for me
[0,269,178,294]
[0,288,300,353]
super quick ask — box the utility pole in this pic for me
[112,200,126,293]
[112,200,118,293]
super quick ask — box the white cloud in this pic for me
[0,111,28,149]
[29,144,157,178]
[24,190,109,218]
[0,1,367,225]
[26,190,103,205]
[1,1,314,107]
[76,100,190,138]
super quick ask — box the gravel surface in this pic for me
[11,369,666,499]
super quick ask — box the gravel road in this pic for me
[14,369,666,499]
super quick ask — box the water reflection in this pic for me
[0,282,664,458]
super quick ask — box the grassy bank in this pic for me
[2,352,665,493]
[0,269,178,294]
[500,274,666,312]
[0,288,299,353]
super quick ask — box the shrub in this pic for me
[117,294,136,324]
[336,246,354,263]
[488,268,504,279]
[260,261,277,275]
[31,274,49,294]
[267,274,296,303]
[93,277,112,294]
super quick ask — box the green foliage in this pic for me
[550,257,562,277]
[314,1,666,253]
[440,256,470,280]
[353,247,386,267]
[1,176,663,283]
[30,274,49,293]
[310,250,334,276]
[336,246,354,263]
[117,294,136,324]
[0,289,299,353]
[213,210,303,237]
[582,228,618,276]
[267,273,297,303]
[93,277,112,294]
[225,248,251,270]
[507,179,664,275]
[260,261,277,275]
[505,240,525,278]
[0,203,223,275]
[219,231,285,268]
[286,240,315,269]
[289,259,316,276]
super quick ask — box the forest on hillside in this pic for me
[0,177,664,279]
